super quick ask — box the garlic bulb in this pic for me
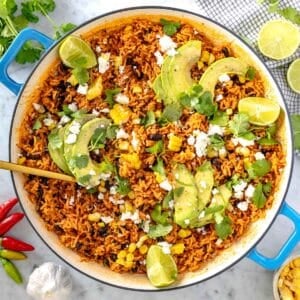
[26,262,72,300]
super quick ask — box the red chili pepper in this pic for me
[0,236,34,251]
[0,198,18,222]
[0,213,24,236]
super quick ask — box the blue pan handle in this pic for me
[248,202,300,270]
[0,28,54,95]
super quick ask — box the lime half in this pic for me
[238,97,281,125]
[287,58,300,94]
[258,19,300,60]
[146,245,178,288]
[59,36,97,69]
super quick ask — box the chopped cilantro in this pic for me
[140,111,156,127]
[252,183,267,208]
[70,154,89,169]
[204,205,224,216]
[15,41,44,64]
[148,223,173,238]
[158,103,182,125]
[104,87,121,108]
[263,182,272,195]
[48,129,62,149]
[229,113,250,136]
[146,140,164,155]
[78,174,91,185]
[278,7,300,25]
[71,67,89,85]
[247,159,271,178]
[210,111,229,126]
[160,18,181,36]
[246,66,256,80]
[162,191,173,209]
[151,204,169,225]
[89,127,107,150]
[116,176,131,195]
[87,187,97,194]
[54,22,76,39]
[151,158,166,177]
[210,134,225,149]
[239,131,256,140]
[215,215,232,239]
[32,119,42,130]
[173,186,184,198]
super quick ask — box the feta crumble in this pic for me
[92,109,100,116]
[100,108,110,113]
[233,180,247,193]
[154,50,164,66]
[116,128,129,139]
[212,188,219,195]
[194,131,210,157]
[110,186,117,195]
[131,131,140,151]
[65,133,77,144]
[95,45,101,53]
[119,65,125,74]
[255,152,265,160]
[98,53,110,73]
[237,201,249,211]
[68,102,78,112]
[77,84,88,95]
[69,121,81,135]
[218,74,231,83]
[215,94,224,102]
[234,191,244,200]
[59,115,71,125]
[208,124,224,136]
[231,137,255,147]
[158,35,177,56]
[69,196,75,206]
[187,135,196,146]
[142,219,151,233]
[159,179,173,191]
[120,210,141,224]
[32,103,45,113]
[215,238,223,246]
[43,117,56,127]
[89,170,96,176]
[115,93,129,105]
[101,216,114,224]
[168,200,174,209]
[245,184,255,199]
[157,242,172,254]
[98,193,104,200]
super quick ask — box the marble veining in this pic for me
[0,1,299,299]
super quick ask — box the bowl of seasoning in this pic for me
[273,253,300,300]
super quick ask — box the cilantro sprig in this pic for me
[160,18,181,36]
[0,0,76,64]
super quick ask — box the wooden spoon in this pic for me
[0,160,76,182]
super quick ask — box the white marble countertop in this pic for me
[0,1,300,299]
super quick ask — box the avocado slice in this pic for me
[67,118,111,188]
[160,40,202,105]
[173,164,199,228]
[48,127,72,175]
[194,161,214,211]
[199,57,249,97]
[152,75,166,102]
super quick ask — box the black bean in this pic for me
[98,226,108,237]
[222,47,230,57]
[110,253,117,261]
[211,158,222,169]
[54,224,64,235]
[148,133,162,141]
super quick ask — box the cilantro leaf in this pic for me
[151,204,169,225]
[116,176,131,195]
[104,87,121,108]
[263,182,272,195]
[140,111,156,127]
[162,191,173,209]
[158,103,182,125]
[258,137,278,146]
[246,66,256,80]
[15,41,44,64]
[151,158,166,177]
[148,223,173,238]
[13,15,29,31]
[21,0,56,23]
[0,0,17,18]
[205,205,224,216]
[21,1,39,22]
[252,183,267,208]
[210,134,225,150]
[278,7,300,25]
[106,125,118,139]
[89,127,106,150]
[247,159,271,178]
[239,131,256,140]
[48,129,62,149]
[146,140,164,155]
[71,68,89,85]
[32,119,42,130]
[210,111,229,126]
[173,186,184,198]
[215,216,232,239]
[0,36,13,56]
[54,22,76,39]
[78,174,91,185]
[160,18,181,36]
[229,113,250,136]
[194,91,217,117]
[70,154,89,169]
[291,115,300,150]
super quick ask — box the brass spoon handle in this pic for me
[0,160,76,183]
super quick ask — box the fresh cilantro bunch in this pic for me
[0,0,76,64]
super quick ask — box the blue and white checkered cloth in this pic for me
[195,0,300,114]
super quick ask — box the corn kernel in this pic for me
[155,172,165,183]
[168,134,183,152]
[114,56,122,68]
[127,191,135,200]
[17,157,26,165]
[292,258,300,268]
[118,250,127,259]
[132,85,142,94]
[126,253,134,262]
[197,60,204,70]
[109,104,131,125]
[97,222,105,228]
[219,148,227,159]
[240,147,250,157]
[243,158,251,168]
[208,53,215,65]
[171,243,185,255]
[87,76,103,100]
[155,110,162,118]
[226,108,233,115]
[178,229,192,239]
[207,148,218,158]
[238,75,246,84]
[99,187,106,193]
[67,74,78,86]
[236,146,242,154]
[124,261,133,269]
[139,245,148,254]
[124,201,134,213]
[116,258,125,266]
[128,243,137,253]
[118,140,129,151]
[88,212,101,222]
[120,153,142,169]
[136,235,148,248]
[119,205,125,213]
[201,50,210,63]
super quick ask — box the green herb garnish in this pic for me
[210,111,229,126]
[146,140,164,155]
[148,223,173,238]
[70,154,89,169]
[247,159,271,178]
[48,129,62,149]
[151,158,166,177]
[173,186,184,198]
[158,103,182,125]
[104,87,121,108]
[78,174,91,185]
[151,204,169,225]
[71,67,89,85]
[229,113,250,136]
[162,191,173,209]
[210,134,225,150]
[140,111,156,127]
[215,215,232,239]
[160,18,181,36]
[32,119,42,130]
[252,183,268,208]
[246,66,256,80]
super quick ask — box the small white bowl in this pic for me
[273,253,300,300]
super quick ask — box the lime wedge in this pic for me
[59,36,97,69]
[287,58,300,94]
[146,245,178,288]
[238,97,281,125]
[257,19,300,60]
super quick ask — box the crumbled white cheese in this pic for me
[196,227,207,235]
[77,84,88,95]
[65,133,77,144]
[115,93,129,105]
[116,128,129,139]
[208,124,224,136]
[234,191,244,200]
[142,219,151,233]
[168,200,174,209]
[231,137,255,147]
[215,94,224,102]
[198,211,205,218]
[132,118,141,124]
[95,45,101,53]
[215,213,224,224]
[59,115,71,125]
[69,121,81,135]
[101,216,114,224]
[69,196,75,206]
[120,210,141,224]
[154,50,164,66]
[110,186,117,195]
[99,108,110,113]
[255,152,265,160]
[194,131,210,157]
[131,131,140,151]
[212,188,219,195]
[245,184,255,199]
[109,196,124,205]
[215,238,223,246]
[237,201,249,211]
[157,242,172,254]
[68,102,78,112]
[218,74,231,83]
[92,109,100,116]
[159,179,173,191]
[98,193,104,200]
[89,170,96,176]
[119,65,125,74]
[200,181,207,189]
[158,35,177,56]
[33,103,45,113]
[187,135,196,146]
[98,53,110,73]
[219,147,227,157]
[233,180,247,193]
[184,219,190,225]
[99,173,111,181]
[43,117,56,127]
